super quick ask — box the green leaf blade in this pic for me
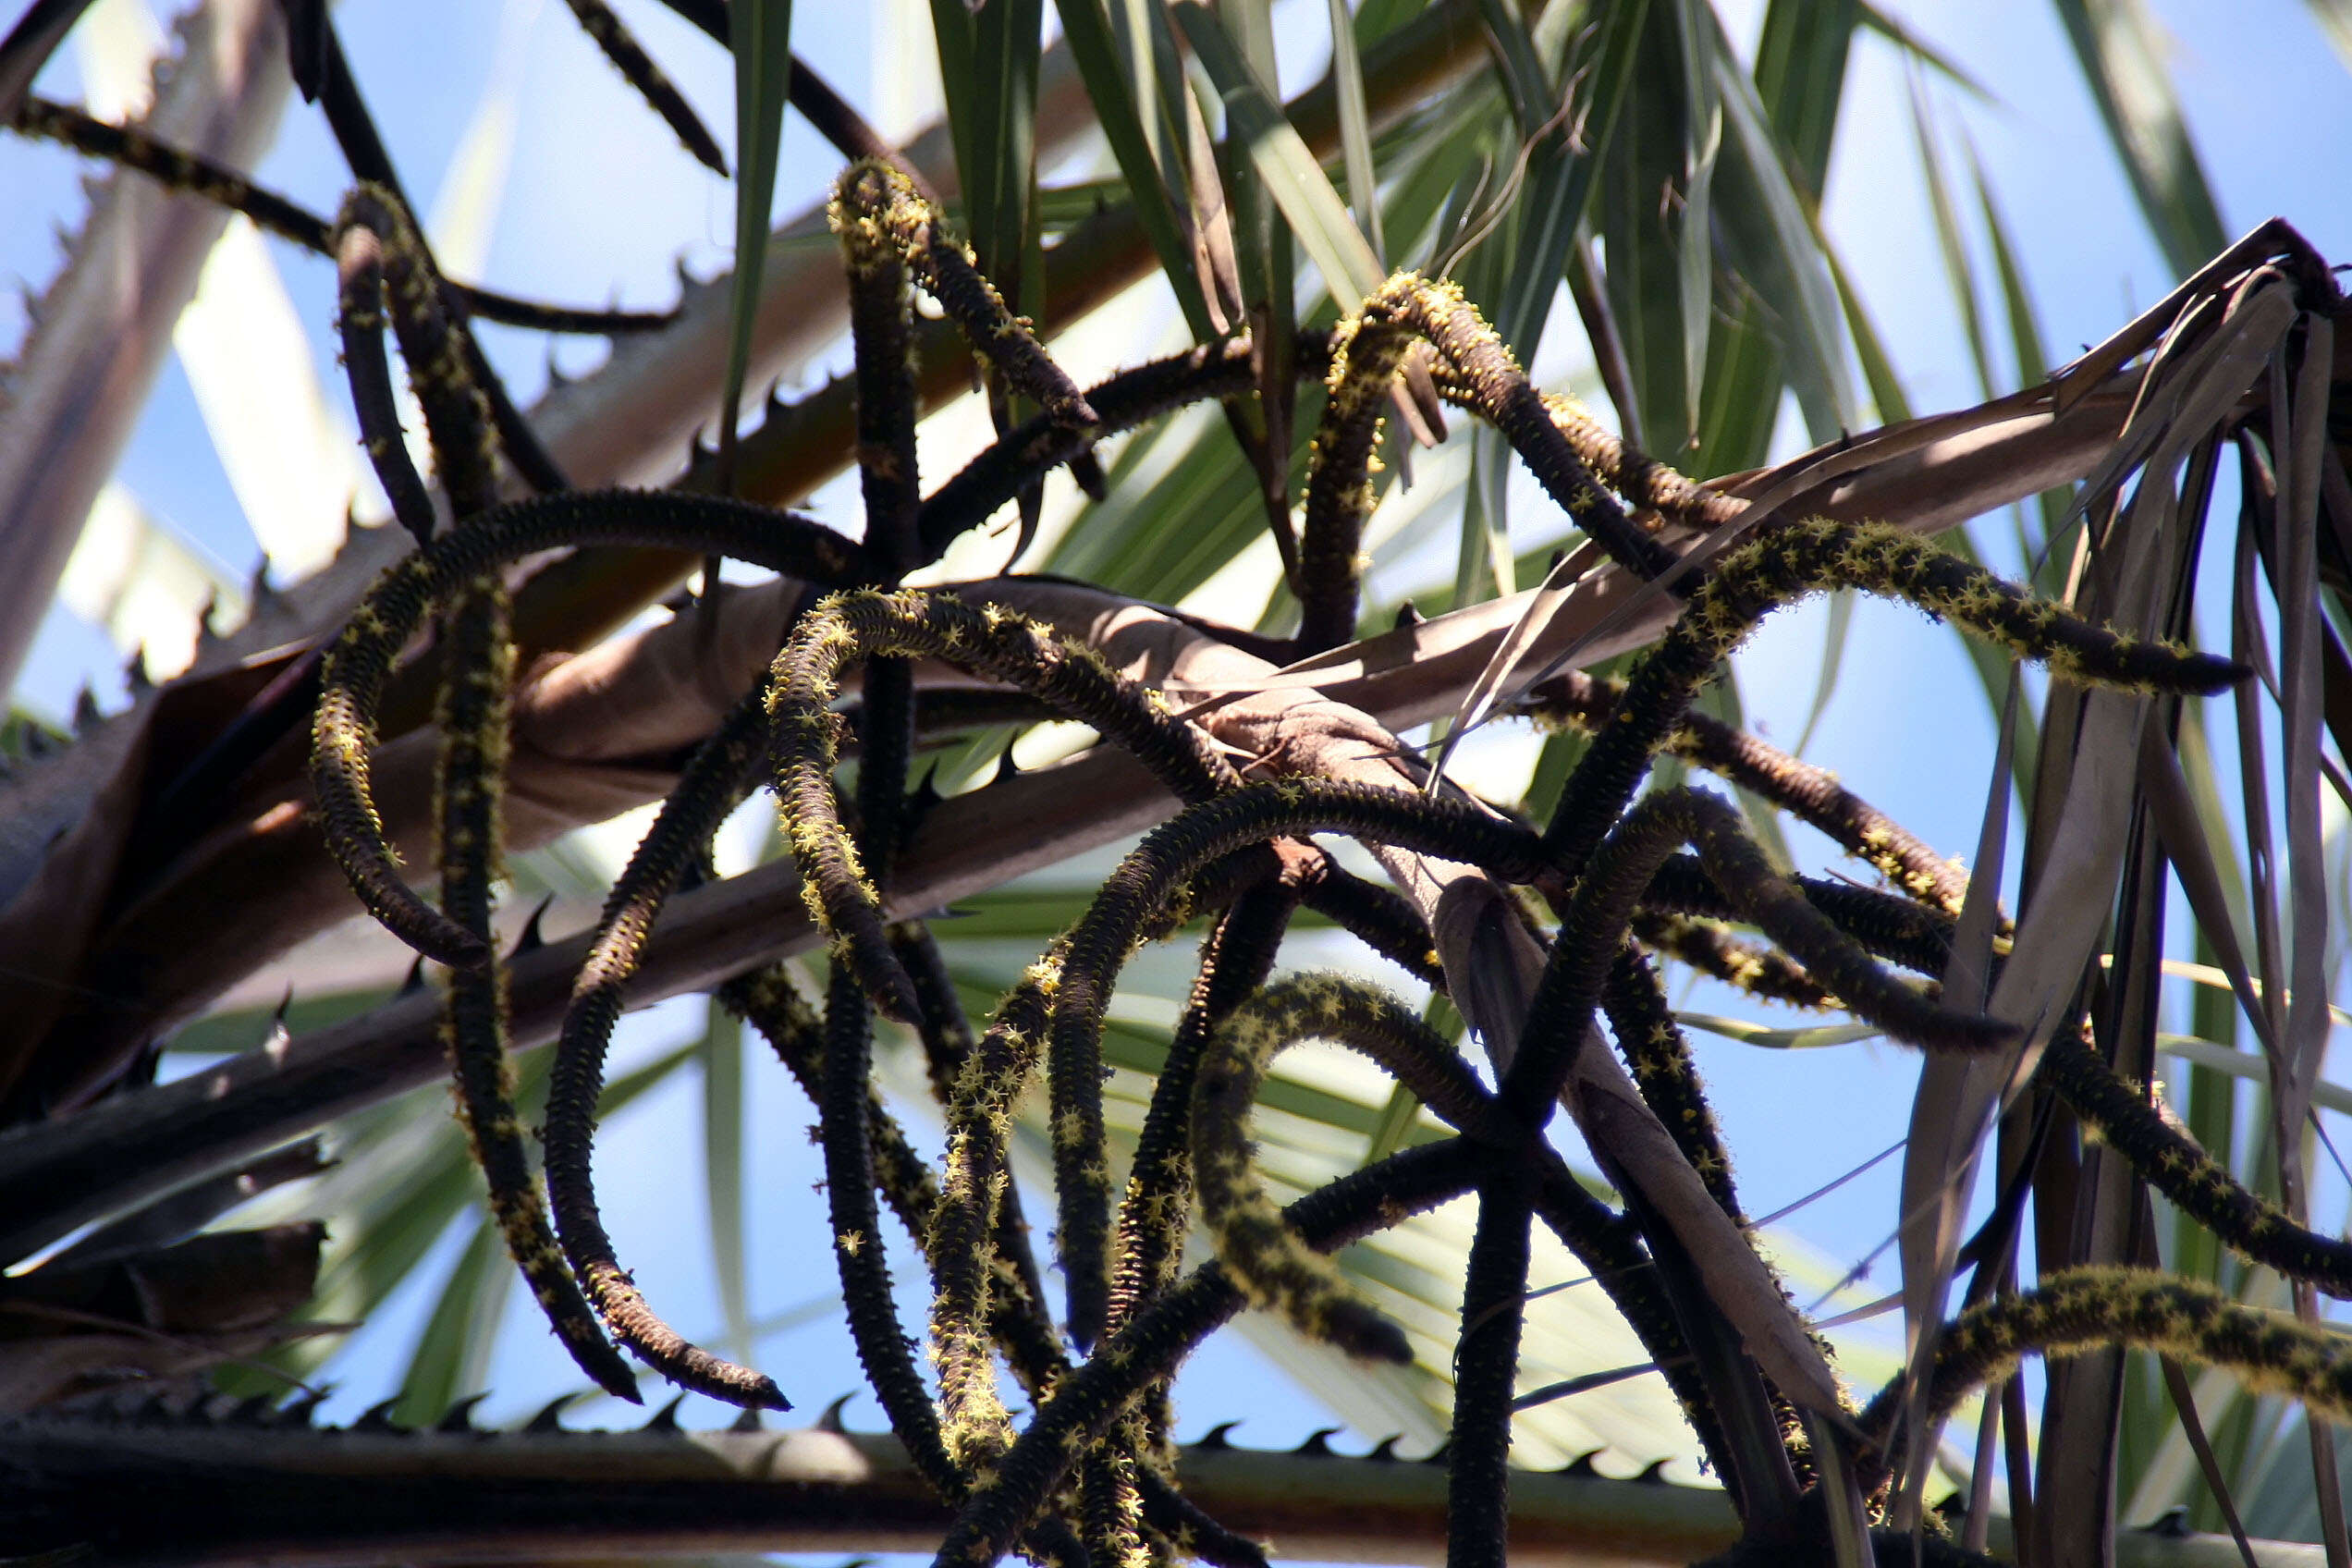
[719,0,796,486]
[1173,1,1384,312]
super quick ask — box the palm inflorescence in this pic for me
[300,153,2352,1568]
[25,4,2352,1562]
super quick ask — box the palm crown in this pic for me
[0,1,2349,1564]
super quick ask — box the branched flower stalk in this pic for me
[260,147,2336,1568]
[332,181,641,1403]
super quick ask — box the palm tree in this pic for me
[0,0,2348,1562]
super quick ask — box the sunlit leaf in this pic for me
[1054,0,1216,338]
[1326,0,1383,263]
[717,0,795,485]
[2050,0,2228,278]
[1706,39,1856,444]
[1674,1013,1879,1051]
[393,1213,513,1425]
[56,482,242,680]
[1856,2,1994,104]
[1172,1,1383,312]
[1752,0,1859,186]
[701,997,753,1363]
[1599,0,1704,454]
[2307,0,2352,74]
[1788,589,1850,759]
[967,0,1044,292]
[1907,76,1994,398]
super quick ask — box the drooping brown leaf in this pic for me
[0,1221,325,1414]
